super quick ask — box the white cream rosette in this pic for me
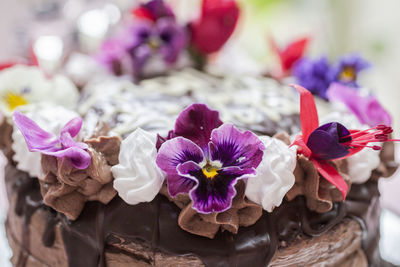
[245,136,296,212]
[112,128,165,205]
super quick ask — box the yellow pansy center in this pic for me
[339,66,356,82]
[2,91,28,111]
[202,164,219,179]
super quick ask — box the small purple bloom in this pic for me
[327,83,391,127]
[13,111,91,170]
[97,0,187,78]
[156,104,265,214]
[330,53,370,87]
[293,56,332,99]
[307,122,351,161]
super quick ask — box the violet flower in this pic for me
[156,104,265,214]
[13,111,91,170]
[97,0,187,77]
[327,83,391,127]
[330,53,370,87]
[293,56,332,99]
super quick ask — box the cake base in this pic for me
[5,163,394,267]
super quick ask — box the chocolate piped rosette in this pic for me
[2,61,398,266]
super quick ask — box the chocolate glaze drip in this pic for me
[5,163,394,267]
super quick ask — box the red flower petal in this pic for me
[311,159,348,200]
[0,61,18,71]
[190,0,240,54]
[291,135,312,158]
[131,7,156,21]
[291,84,319,143]
[269,36,309,74]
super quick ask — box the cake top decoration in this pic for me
[156,103,264,214]
[291,84,396,199]
[97,0,240,78]
[0,65,79,119]
[269,36,309,78]
[293,53,370,100]
[13,111,91,170]
[327,82,391,127]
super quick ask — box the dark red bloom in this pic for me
[190,0,240,54]
[269,36,309,77]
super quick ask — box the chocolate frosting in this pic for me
[39,136,121,220]
[0,120,14,162]
[287,155,350,213]
[372,141,398,180]
[161,181,262,239]
[5,161,396,267]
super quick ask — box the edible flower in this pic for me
[293,56,332,99]
[326,83,391,127]
[190,0,240,55]
[291,84,395,199]
[13,111,91,170]
[269,36,309,77]
[156,104,264,214]
[98,0,187,77]
[331,53,370,87]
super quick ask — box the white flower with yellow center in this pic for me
[0,65,79,119]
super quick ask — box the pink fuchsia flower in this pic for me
[13,111,91,170]
[156,104,264,214]
[190,0,240,55]
[291,85,395,199]
[326,83,392,127]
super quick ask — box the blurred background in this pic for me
[0,0,400,266]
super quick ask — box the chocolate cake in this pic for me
[0,67,398,267]
[1,0,399,266]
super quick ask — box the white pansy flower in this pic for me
[112,128,165,205]
[0,65,79,118]
[245,136,296,212]
[12,104,79,178]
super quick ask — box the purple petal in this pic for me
[44,147,91,170]
[209,124,265,169]
[188,166,256,214]
[293,56,332,99]
[156,18,187,64]
[165,173,197,197]
[131,44,152,76]
[59,117,88,150]
[156,136,205,174]
[327,83,391,126]
[61,117,83,138]
[143,0,174,19]
[174,104,223,151]
[13,111,60,152]
[307,122,350,160]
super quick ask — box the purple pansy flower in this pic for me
[97,0,187,77]
[293,56,332,99]
[13,111,91,170]
[330,53,370,87]
[327,83,391,127]
[156,104,265,214]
